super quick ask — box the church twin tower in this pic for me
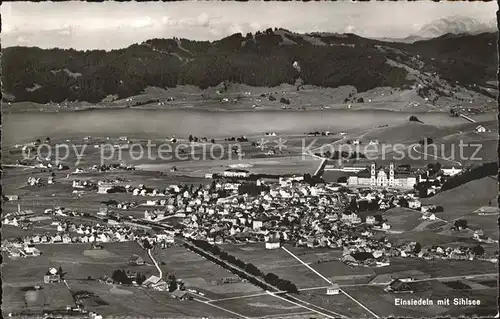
[370,162,395,187]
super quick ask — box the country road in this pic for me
[282,246,380,318]
[412,144,462,167]
[148,248,163,279]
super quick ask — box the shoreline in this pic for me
[3,103,452,115]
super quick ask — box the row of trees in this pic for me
[315,150,366,160]
[189,240,299,293]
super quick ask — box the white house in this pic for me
[422,212,436,221]
[366,216,376,225]
[98,183,113,194]
[252,220,263,230]
[475,125,487,133]
[441,167,462,176]
[408,199,422,210]
[223,169,250,178]
[265,241,281,250]
[326,283,340,295]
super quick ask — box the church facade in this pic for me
[347,162,417,189]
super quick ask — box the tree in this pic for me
[414,242,422,254]
[471,245,485,256]
[409,115,422,123]
[143,239,153,249]
[136,272,147,285]
[280,97,290,105]
[58,266,65,279]
[398,197,409,208]
[244,263,262,277]
[112,269,131,284]
[453,219,468,230]
[167,274,178,292]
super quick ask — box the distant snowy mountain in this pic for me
[376,16,496,43]
[415,16,496,38]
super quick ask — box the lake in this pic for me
[2,108,479,145]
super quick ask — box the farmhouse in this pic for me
[348,162,417,189]
[129,254,145,265]
[365,216,376,225]
[142,275,161,287]
[171,289,191,300]
[474,125,487,133]
[44,267,61,284]
[326,283,340,295]
[441,166,463,176]
[384,279,414,293]
[265,240,281,250]
[98,183,114,194]
[474,206,500,215]
[5,195,19,201]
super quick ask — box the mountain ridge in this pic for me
[2,29,497,106]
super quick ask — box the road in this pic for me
[459,114,477,123]
[148,248,163,279]
[282,246,380,318]
[412,144,462,167]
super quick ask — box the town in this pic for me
[3,142,498,318]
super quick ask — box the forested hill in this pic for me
[2,28,497,104]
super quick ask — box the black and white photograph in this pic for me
[1,1,499,318]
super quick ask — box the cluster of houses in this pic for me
[2,216,171,259]
[27,176,45,186]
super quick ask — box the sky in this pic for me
[2,1,497,50]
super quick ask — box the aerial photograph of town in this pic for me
[1,1,499,318]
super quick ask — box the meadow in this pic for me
[211,294,309,318]
[156,246,262,299]
[2,242,155,286]
[65,280,230,318]
[421,177,498,221]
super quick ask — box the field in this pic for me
[138,155,321,177]
[156,246,262,299]
[373,258,497,278]
[2,242,155,286]
[362,122,459,145]
[421,177,498,221]
[292,291,375,318]
[221,244,374,288]
[2,284,75,316]
[381,207,425,232]
[212,294,310,318]
[459,211,499,238]
[65,280,230,318]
